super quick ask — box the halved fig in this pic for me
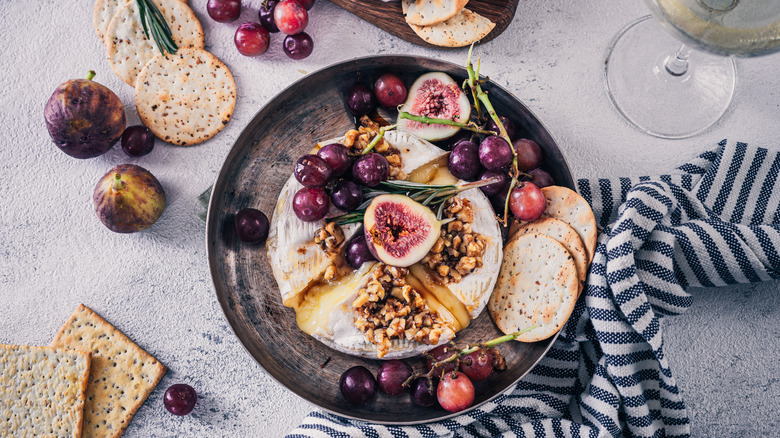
[397,72,471,142]
[364,194,441,267]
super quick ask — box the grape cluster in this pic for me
[290,142,369,222]
[338,344,500,412]
[289,73,409,223]
[446,116,556,223]
[207,0,315,60]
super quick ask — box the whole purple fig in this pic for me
[93,164,166,233]
[44,71,126,159]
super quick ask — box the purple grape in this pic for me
[294,154,332,188]
[331,180,362,211]
[345,234,376,268]
[436,130,471,151]
[164,384,197,416]
[411,378,437,407]
[234,208,270,243]
[352,153,389,187]
[478,170,508,197]
[529,168,555,188]
[121,125,155,157]
[510,182,546,222]
[373,73,407,109]
[207,0,241,22]
[485,115,516,140]
[448,141,481,180]
[234,23,270,56]
[377,360,412,396]
[459,348,493,382]
[283,32,313,60]
[513,139,542,171]
[346,84,376,117]
[259,0,280,33]
[479,136,513,171]
[317,143,352,176]
[293,187,329,221]
[339,366,376,405]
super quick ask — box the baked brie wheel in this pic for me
[267,128,503,358]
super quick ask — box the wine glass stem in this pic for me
[665,44,693,76]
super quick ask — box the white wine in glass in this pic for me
[605,0,780,139]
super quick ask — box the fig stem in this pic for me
[361,124,397,155]
[403,324,541,386]
[111,173,126,192]
[86,70,96,81]
[398,112,496,136]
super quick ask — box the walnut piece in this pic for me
[421,197,487,284]
[314,222,345,256]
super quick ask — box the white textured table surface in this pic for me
[1,1,778,437]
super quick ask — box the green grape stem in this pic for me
[398,112,496,136]
[402,324,541,388]
[502,177,517,226]
[465,44,539,226]
[360,124,397,155]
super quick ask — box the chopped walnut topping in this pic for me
[314,222,345,256]
[422,197,487,284]
[352,264,454,358]
[341,116,406,180]
[489,347,507,371]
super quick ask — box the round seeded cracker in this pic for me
[105,0,204,86]
[93,0,188,46]
[135,48,236,146]
[408,8,495,48]
[488,233,578,342]
[402,0,470,26]
[516,216,589,296]
[541,186,598,264]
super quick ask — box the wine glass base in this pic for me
[605,15,737,139]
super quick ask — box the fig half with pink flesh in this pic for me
[363,194,441,267]
[397,72,471,142]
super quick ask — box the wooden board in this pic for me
[328,0,519,48]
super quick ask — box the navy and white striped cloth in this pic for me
[287,140,780,438]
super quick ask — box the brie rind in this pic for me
[266,176,361,305]
[442,187,503,318]
[268,131,448,306]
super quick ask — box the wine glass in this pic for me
[605,0,780,139]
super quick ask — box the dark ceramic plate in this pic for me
[207,55,574,424]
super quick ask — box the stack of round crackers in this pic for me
[488,186,597,342]
[402,0,496,47]
[94,0,236,146]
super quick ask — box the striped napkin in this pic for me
[287,140,780,438]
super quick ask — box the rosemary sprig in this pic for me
[137,0,178,56]
[327,177,500,225]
